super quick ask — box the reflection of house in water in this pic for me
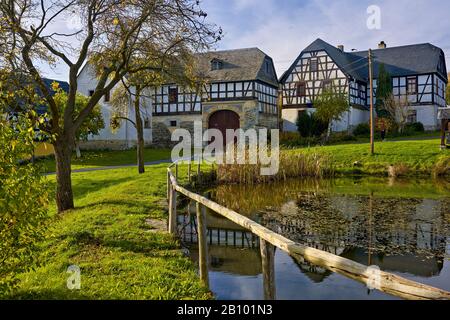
[262,195,447,279]
[178,209,262,276]
[179,192,448,283]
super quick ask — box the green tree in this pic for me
[314,89,349,140]
[0,76,49,294]
[0,0,220,213]
[110,51,201,174]
[375,63,392,117]
[52,87,104,159]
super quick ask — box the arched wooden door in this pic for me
[208,110,240,145]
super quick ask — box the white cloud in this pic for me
[205,0,450,76]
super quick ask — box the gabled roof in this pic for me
[195,47,279,87]
[352,43,447,80]
[280,38,448,84]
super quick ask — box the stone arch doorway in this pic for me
[208,110,240,145]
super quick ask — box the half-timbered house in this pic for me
[151,47,279,145]
[281,38,448,132]
[79,48,279,149]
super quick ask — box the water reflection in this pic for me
[179,177,450,300]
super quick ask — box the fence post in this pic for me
[166,171,170,202]
[260,238,276,300]
[197,159,201,184]
[168,184,177,235]
[188,161,192,183]
[196,201,209,288]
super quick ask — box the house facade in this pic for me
[77,64,153,150]
[79,48,279,149]
[280,39,448,132]
[150,48,279,146]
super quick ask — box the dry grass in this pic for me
[387,164,410,178]
[433,155,450,177]
[216,150,334,184]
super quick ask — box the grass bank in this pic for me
[8,165,210,300]
[288,139,450,176]
[37,147,171,173]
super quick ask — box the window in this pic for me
[310,58,318,72]
[89,90,94,97]
[407,110,417,124]
[168,87,178,103]
[359,84,365,98]
[104,90,110,102]
[264,59,272,74]
[170,120,177,127]
[322,79,332,91]
[296,81,306,97]
[211,59,223,71]
[144,118,151,129]
[407,77,417,94]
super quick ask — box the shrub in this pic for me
[353,123,370,136]
[280,132,319,147]
[295,111,327,137]
[328,132,357,144]
[0,115,49,294]
[296,112,313,137]
[405,122,425,133]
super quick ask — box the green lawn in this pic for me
[289,138,450,175]
[9,164,210,300]
[38,148,172,173]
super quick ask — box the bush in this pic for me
[328,132,358,144]
[353,123,370,136]
[296,111,327,137]
[405,122,425,133]
[280,132,319,147]
[0,115,49,294]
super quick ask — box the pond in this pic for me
[177,177,450,300]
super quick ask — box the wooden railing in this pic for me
[166,160,450,300]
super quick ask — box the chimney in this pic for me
[337,45,344,52]
[378,41,387,49]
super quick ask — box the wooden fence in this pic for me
[167,160,450,300]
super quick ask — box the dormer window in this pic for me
[264,59,272,75]
[211,59,223,71]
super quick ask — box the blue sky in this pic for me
[42,0,450,81]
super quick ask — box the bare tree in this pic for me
[384,94,410,133]
[0,0,220,212]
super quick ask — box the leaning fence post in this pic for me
[196,201,209,288]
[260,238,276,300]
[168,180,177,235]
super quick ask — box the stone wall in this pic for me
[152,114,202,147]
[258,113,279,130]
[202,100,259,131]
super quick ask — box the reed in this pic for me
[216,150,334,184]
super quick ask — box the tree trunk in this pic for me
[75,142,82,158]
[54,138,74,213]
[134,87,145,174]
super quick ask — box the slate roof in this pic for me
[195,47,279,87]
[280,38,448,84]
